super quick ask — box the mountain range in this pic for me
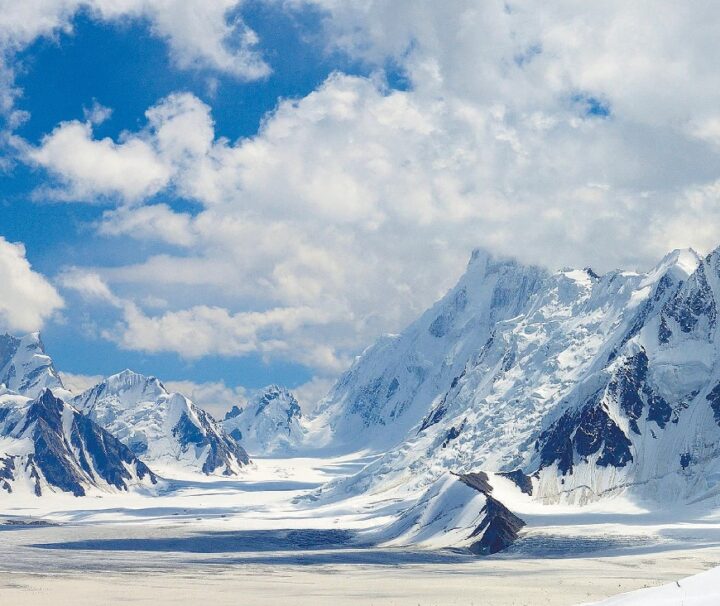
[4,245,720,555]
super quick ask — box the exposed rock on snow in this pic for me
[73,370,249,476]
[0,389,156,496]
[373,471,525,555]
[317,246,720,510]
[223,385,305,455]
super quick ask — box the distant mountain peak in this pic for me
[223,385,304,455]
[0,388,156,496]
[0,332,63,398]
[73,372,248,476]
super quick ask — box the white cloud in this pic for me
[57,268,120,304]
[83,100,112,125]
[98,204,196,247]
[0,237,64,332]
[105,301,347,372]
[32,2,720,385]
[0,0,269,125]
[0,0,269,79]
[58,371,103,393]
[164,379,247,419]
[28,120,172,202]
[293,376,335,413]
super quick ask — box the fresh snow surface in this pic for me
[308,249,548,452]
[588,565,720,605]
[3,455,720,605]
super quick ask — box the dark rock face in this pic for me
[706,383,720,427]
[440,418,466,449]
[537,392,633,475]
[498,469,533,495]
[418,370,466,433]
[610,350,672,434]
[173,409,249,476]
[0,455,15,493]
[468,496,526,555]
[224,405,243,420]
[3,390,156,496]
[662,263,716,339]
[456,472,526,555]
[457,471,493,494]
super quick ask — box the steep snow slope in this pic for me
[310,250,548,452]
[0,333,63,398]
[319,247,720,513]
[73,370,249,476]
[591,564,720,605]
[529,247,720,503]
[223,385,305,455]
[0,389,156,496]
[370,471,526,555]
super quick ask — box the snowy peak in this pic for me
[0,389,156,496]
[74,369,168,414]
[314,243,720,511]
[658,251,718,346]
[73,370,249,476]
[0,332,63,398]
[651,248,701,283]
[311,250,548,451]
[223,385,305,455]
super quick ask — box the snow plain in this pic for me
[2,454,720,605]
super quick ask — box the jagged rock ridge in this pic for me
[73,370,249,476]
[0,389,156,496]
[223,385,305,455]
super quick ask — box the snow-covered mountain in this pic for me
[317,246,720,517]
[0,388,156,496]
[310,250,547,452]
[223,385,305,455]
[72,370,249,476]
[370,471,526,555]
[0,332,63,399]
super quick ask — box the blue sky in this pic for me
[2,2,720,413]
[2,4,362,392]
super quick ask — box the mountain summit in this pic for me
[72,370,249,476]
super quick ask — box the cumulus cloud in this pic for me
[164,379,247,419]
[32,1,720,389]
[0,0,269,79]
[57,267,120,304]
[106,302,347,372]
[98,204,197,247]
[0,0,268,124]
[0,237,64,332]
[28,120,172,202]
[58,371,103,393]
